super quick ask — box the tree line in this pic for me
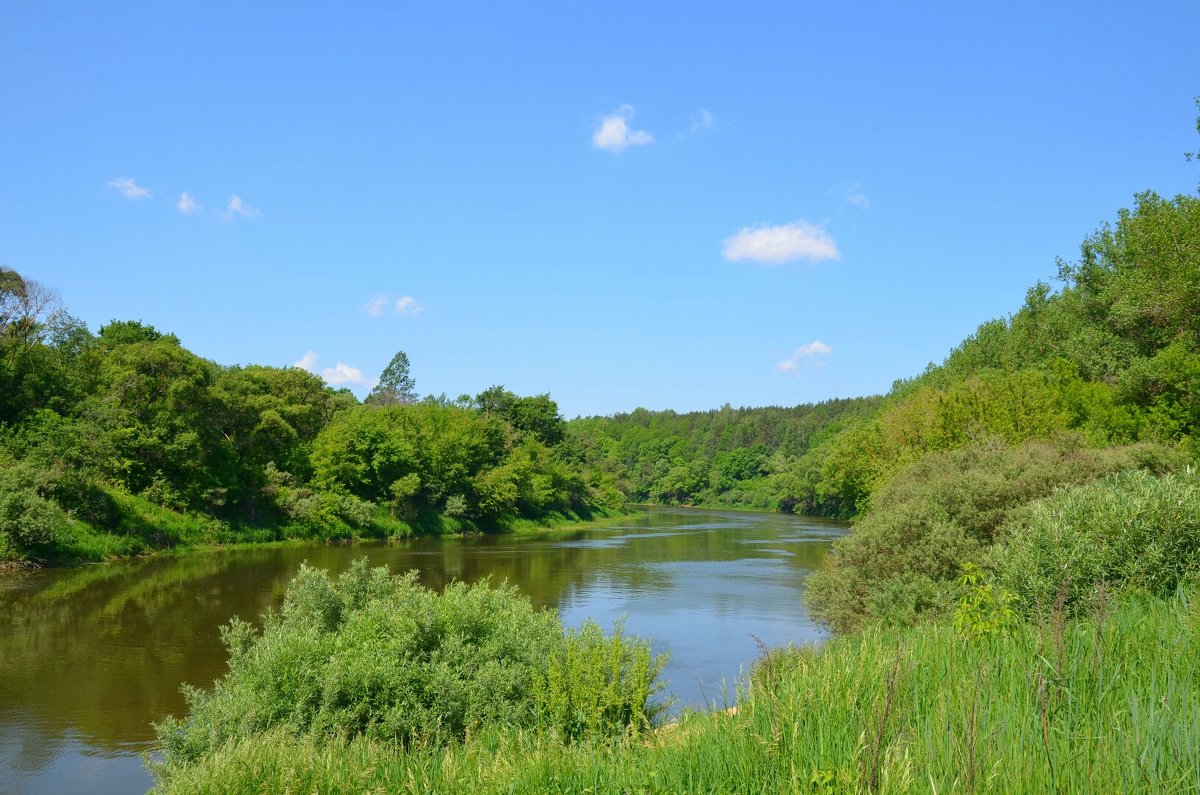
[569,189,1199,523]
[0,282,608,564]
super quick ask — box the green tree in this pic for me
[367,351,417,406]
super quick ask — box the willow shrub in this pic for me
[805,437,1178,633]
[154,560,666,774]
[0,458,70,559]
[994,468,1200,617]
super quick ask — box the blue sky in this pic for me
[2,2,1198,417]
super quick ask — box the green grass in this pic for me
[501,505,629,534]
[14,488,632,568]
[152,587,1200,794]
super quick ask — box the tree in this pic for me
[368,351,418,406]
[1,267,59,364]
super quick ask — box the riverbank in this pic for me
[4,494,631,570]
[629,500,849,519]
[151,586,1200,794]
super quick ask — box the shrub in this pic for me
[805,437,1178,633]
[532,619,668,742]
[993,468,1200,617]
[155,560,666,773]
[0,459,69,557]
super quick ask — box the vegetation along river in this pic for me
[0,507,845,794]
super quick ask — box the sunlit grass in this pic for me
[153,587,1200,794]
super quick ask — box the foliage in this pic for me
[367,350,418,407]
[952,562,1017,640]
[0,272,603,563]
[153,560,667,779]
[993,468,1200,617]
[566,397,882,514]
[805,438,1178,633]
[152,588,1200,794]
[0,457,70,556]
[531,618,669,742]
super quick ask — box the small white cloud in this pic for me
[592,104,654,152]
[722,220,839,265]
[394,296,422,317]
[293,350,319,372]
[222,195,262,220]
[177,192,199,214]
[844,182,870,210]
[690,108,714,132]
[775,340,833,373]
[292,350,375,387]
[108,177,152,200]
[365,294,390,318]
[321,362,375,387]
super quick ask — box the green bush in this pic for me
[532,619,668,742]
[994,468,1200,617]
[805,437,1178,633]
[0,458,69,557]
[155,560,666,775]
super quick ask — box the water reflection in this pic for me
[0,507,843,794]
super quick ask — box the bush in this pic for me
[805,437,1178,633]
[532,619,668,742]
[0,459,69,557]
[155,560,666,774]
[993,468,1200,617]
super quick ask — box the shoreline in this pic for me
[2,506,636,573]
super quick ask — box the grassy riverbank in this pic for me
[4,487,628,569]
[152,585,1200,794]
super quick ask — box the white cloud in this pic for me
[108,177,151,200]
[364,293,423,318]
[293,350,376,387]
[775,340,833,373]
[844,182,870,210]
[592,105,654,152]
[222,195,262,220]
[722,220,839,265]
[293,350,319,372]
[176,192,199,214]
[365,294,390,318]
[321,362,375,387]
[690,108,714,132]
[394,296,422,317]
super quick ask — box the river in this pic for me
[0,507,844,794]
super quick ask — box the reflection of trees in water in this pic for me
[0,508,841,768]
[0,550,293,757]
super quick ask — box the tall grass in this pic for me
[153,587,1200,794]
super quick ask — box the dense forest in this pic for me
[566,397,881,514]
[0,286,615,565]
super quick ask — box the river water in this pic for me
[0,507,844,794]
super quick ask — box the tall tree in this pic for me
[368,350,418,407]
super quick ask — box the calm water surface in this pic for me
[0,507,845,794]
